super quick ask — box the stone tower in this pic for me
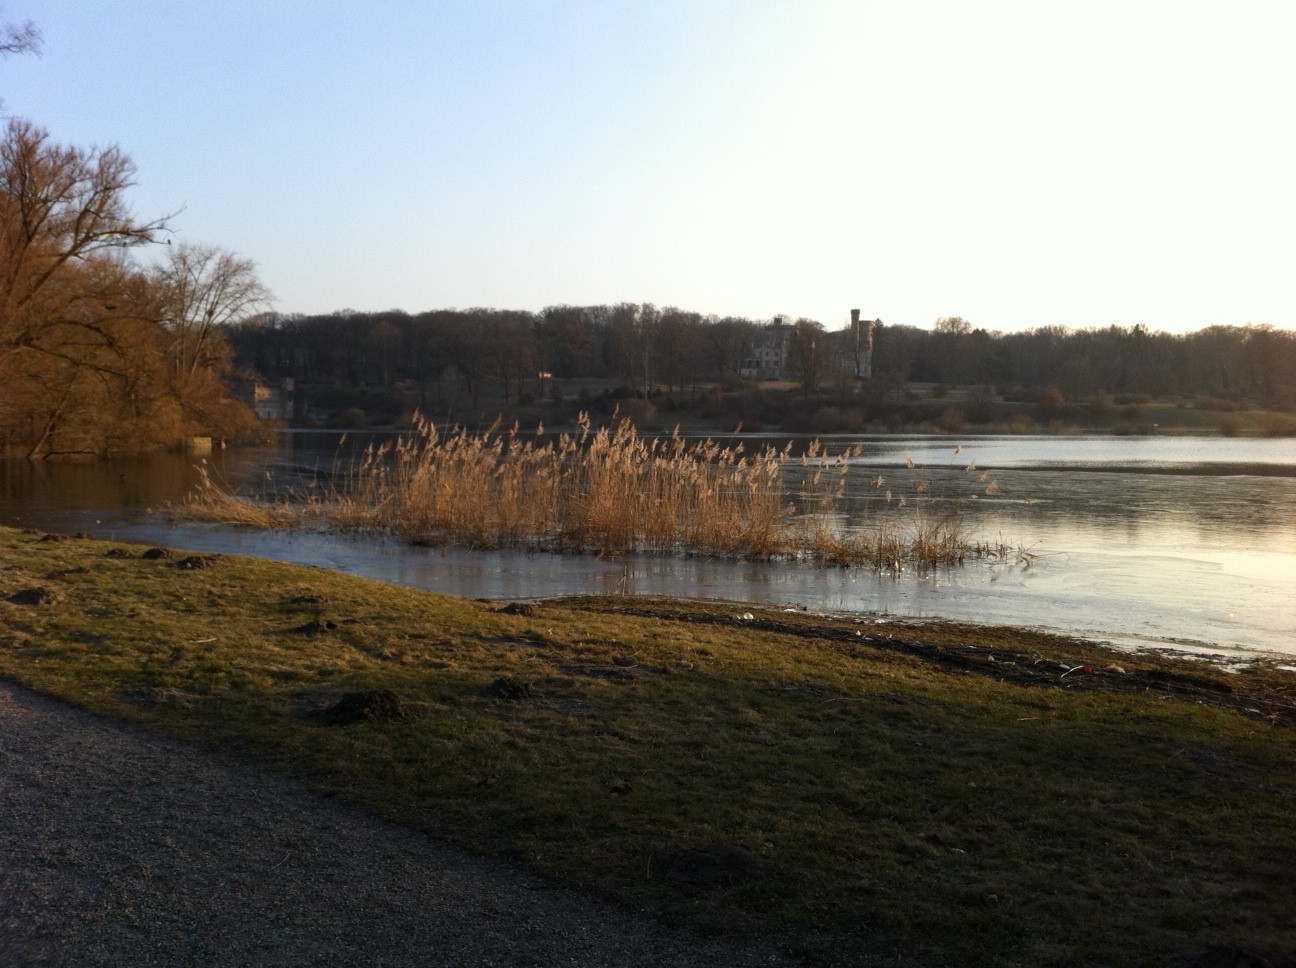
[850,308,874,379]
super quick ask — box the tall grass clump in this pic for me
[784,442,1005,568]
[185,413,1004,567]
[182,463,316,530]
[383,414,792,557]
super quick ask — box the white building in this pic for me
[739,311,876,381]
[739,317,795,379]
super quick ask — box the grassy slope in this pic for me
[1,527,1292,967]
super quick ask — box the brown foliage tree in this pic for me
[0,120,260,455]
[0,118,167,354]
[0,119,176,454]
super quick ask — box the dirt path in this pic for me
[0,681,796,967]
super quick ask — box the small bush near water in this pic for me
[184,414,1006,567]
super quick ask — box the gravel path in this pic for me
[0,682,797,967]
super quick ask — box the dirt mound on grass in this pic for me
[6,586,64,606]
[315,690,408,726]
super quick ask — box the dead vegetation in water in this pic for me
[182,413,1014,568]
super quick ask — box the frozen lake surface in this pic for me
[3,431,1293,660]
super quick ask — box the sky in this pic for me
[3,0,1294,334]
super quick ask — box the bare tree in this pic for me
[931,316,983,385]
[538,304,599,378]
[1,11,40,56]
[788,318,827,395]
[705,316,759,380]
[606,302,658,394]
[655,306,703,393]
[934,316,972,335]
[484,309,537,404]
[156,243,271,376]
[1,119,167,354]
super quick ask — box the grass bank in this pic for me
[1,527,1292,967]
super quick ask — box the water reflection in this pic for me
[1,432,1293,658]
[0,455,211,520]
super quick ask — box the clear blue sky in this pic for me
[4,0,1293,333]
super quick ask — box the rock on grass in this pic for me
[6,586,63,606]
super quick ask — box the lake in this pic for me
[2,431,1293,660]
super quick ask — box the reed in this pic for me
[181,464,308,530]
[184,414,1004,567]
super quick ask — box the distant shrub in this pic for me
[1006,414,1034,434]
[1201,397,1240,412]
[965,386,997,424]
[805,406,863,434]
[1038,386,1066,410]
[1089,390,1112,416]
[1217,415,1240,437]
[698,393,730,420]
[1035,386,1074,423]
[779,410,815,434]
[617,398,657,428]
[999,385,1031,403]
[339,407,367,428]
[932,408,967,434]
[1260,412,1296,437]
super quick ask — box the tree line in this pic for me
[878,317,1294,406]
[230,307,1295,413]
[231,305,767,409]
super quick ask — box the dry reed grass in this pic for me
[181,464,309,529]
[184,414,1008,567]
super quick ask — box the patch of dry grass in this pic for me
[183,414,1003,567]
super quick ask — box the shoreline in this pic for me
[11,510,1295,663]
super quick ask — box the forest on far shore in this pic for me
[228,307,1296,437]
